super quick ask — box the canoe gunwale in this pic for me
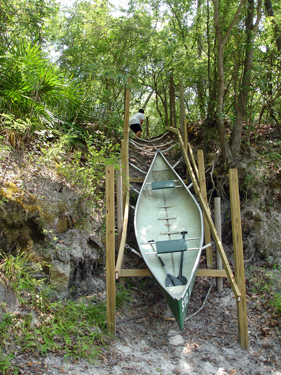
[134,151,204,301]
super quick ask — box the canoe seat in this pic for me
[151,180,175,190]
[156,239,187,254]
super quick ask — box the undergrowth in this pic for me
[248,263,281,333]
[0,251,109,374]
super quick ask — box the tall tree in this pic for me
[213,0,246,161]
[230,0,262,156]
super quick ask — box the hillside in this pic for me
[0,122,280,374]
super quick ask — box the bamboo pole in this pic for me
[214,197,223,293]
[165,126,241,300]
[229,169,249,349]
[187,143,199,180]
[197,150,212,268]
[106,165,115,335]
[146,116,149,139]
[115,190,130,277]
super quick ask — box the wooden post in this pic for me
[146,116,149,139]
[123,79,130,207]
[123,78,131,146]
[116,160,123,248]
[106,165,115,335]
[183,118,188,151]
[169,75,176,128]
[229,168,249,349]
[164,89,169,128]
[214,197,223,293]
[121,140,127,214]
[180,78,185,136]
[197,150,212,268]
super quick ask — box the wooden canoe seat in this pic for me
[151,180,175,190]
[156,239,187,254]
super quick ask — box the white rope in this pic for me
[130,185,140,194]
[172,156,183,169]
[125,244,142,258]
[184,285,213,321]
[129,138,179,154]
[164,285,213,323]
[129,162,147,174]
[129,132,170,144]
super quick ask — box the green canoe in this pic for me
[134,150,204,331]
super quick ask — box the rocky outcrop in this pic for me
[0,156,105,297]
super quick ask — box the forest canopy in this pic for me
[0,0,280,162]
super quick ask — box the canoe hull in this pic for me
[134,150,204,331]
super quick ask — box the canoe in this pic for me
[134,150,204,331]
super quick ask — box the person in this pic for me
[129,109,145,138]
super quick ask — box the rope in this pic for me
[164,285,213,323]
[130,138,174,150]
[130,185,140,194]
[129,132,170,144]
[125,244,142,258]
[129,138,179,154]
[129,162,147,174]
[172,156,183,169]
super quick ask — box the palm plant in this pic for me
[0,41,83,139]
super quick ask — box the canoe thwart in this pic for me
[152,180,175,190]
[156,239,187,254]
[145,180,183,191]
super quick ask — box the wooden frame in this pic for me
[106,84,248,348]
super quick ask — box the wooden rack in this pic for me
[106,81,249,349]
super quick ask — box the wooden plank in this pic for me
[106,165,116,335]
[197,150,212,268]
[118,268,227,278]
[196,269,227,277]
[119,269,152,277]
[130,177,145,183]
[229,169,249,349]
[165,126,241,300]
[215,197,223,293]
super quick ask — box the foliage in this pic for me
[116,285,132,308]
[0,42,83,135]
[0,251,108,373]
[37,132,120,205]
[248,264,281,323]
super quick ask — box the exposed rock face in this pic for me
[0,154,105,297]
[242,208,281,264]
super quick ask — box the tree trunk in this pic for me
[213,0,246,162]
[230,0,262,156]
[264,0,281,52]
[213,0,230,161]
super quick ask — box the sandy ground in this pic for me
[12,275,281,375]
